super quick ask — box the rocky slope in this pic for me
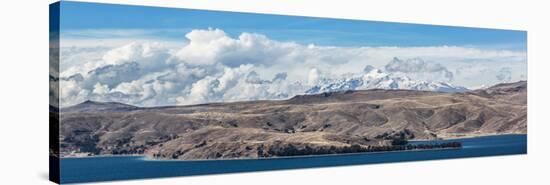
[58,81,526,160]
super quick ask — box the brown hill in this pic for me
[58,81,527,160]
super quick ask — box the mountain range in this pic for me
[306,67,468,94]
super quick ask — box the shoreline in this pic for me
[141,146,464,162]
[408,133,526,142]
[60,133,526,161]
[61,146,462,162]
[61,153,144,159]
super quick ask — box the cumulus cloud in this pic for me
[307,68,323,86]
[60,42,172,79]
[92,83,110,95]
[174,28,300,67]
[58,28,527,107]
[384,57,454,81]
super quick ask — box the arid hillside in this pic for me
[58,81,526,160]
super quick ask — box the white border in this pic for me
[1,0,548,185]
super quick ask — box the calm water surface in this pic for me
[60,134,526,183]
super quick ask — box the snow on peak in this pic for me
[305,66,468,94]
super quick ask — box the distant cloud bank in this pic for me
[57,28,527,107]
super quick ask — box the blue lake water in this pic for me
[60,134,526,184]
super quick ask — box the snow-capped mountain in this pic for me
[305,68,468,94]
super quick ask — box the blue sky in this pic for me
[55,1,527,107]
[59,1,527,50]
